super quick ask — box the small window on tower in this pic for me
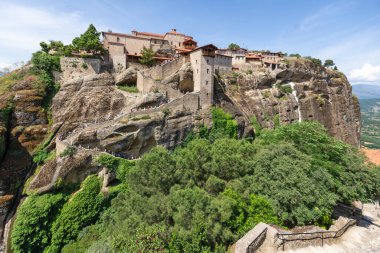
[207,69,209,74]
[206,81,208,85]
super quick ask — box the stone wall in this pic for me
[235,222,268,253]
[60,57,101,80]
[112,54,127,71]
[215,54,232,74]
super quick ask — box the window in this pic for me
[196,60,197,64]
[206,81,208,85]
[117,37,120,42]
[197,69,199,73]
[171,42,173,45]
[179,42,181,47]
[207,68,209,74]
[207,59,209,64]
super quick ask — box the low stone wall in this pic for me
[128,93,200,117]
[235,222,268,253]
[56,137,68,156]
[276,217,357,251]
[142,57,187,81]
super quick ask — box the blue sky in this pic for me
[1,0,380,84]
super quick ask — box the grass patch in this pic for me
[117,85,139,93]
[130,115,151,121]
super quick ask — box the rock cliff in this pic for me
[218,58,360,146]
[0,57,360,250]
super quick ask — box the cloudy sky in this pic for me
[1,0,380,84]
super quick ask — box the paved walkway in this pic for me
[283,203,380,253]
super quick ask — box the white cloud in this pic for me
[0,2,94,63]
[348,63,380,84]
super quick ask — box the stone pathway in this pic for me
[283,203,380,253]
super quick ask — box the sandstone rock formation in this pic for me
[0,70,49,246]
[220,58,360,146]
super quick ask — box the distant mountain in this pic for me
[352,84,380,99]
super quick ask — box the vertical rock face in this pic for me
[0,74,49,246]
[222,59,360,146]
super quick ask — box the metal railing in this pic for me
[277,219,356,251]
[247,227,268,253]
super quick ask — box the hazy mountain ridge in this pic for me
[352,84,380,99]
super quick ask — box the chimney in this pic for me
[131,30,137,35]
[172,28,177,32]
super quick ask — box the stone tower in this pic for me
[190,44,218,106]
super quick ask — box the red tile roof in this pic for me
[135,31,165,38]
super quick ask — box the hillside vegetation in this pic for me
[10,108,380,253]
[360,99,380,149]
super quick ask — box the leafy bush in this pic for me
[11,193,67,253]
[139,47,155,66]
[59,146,76,157]
[46,176,105,253]
[304,56,322,66]
[250,116,262,137]
[276,83,292,94]
[81,63,88,69]
[31,51,60,74]
[209,107,238,140]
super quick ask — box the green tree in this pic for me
[72,24,103,53]
[324,59,335,68]
[139,47,155,66]
[228,43,240,50]
[289,53,301,58]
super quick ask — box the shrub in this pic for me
[304,56,322,66]
[276,83,292,94]
[47,176,105,253]
[11,193,67,253]
[31,51,61,74]
[59,146,76,157]
[250,116,262,137]
[81,63,88,69]
[161,108,171,117]
[139,47,155,66]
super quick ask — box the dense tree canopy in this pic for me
[72,24,103,53]
[61,118,380,252]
